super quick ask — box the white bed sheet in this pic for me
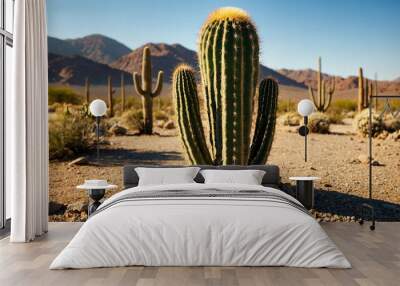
[50,183,350,269]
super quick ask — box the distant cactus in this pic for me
[133,46,164,134]
[120,73,126,112]
[358,68,374,112]
[107,76,116,117]
[308,57,335,112]
[85,77,90,104]
[172,7,279,165]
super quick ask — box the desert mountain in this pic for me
[48,53,132,86]
[66,34,131,64]
[48,35,399,93]
[48,36,81,57]
[48,34,131,65]
[394,77,400,82]
[278,68,400,94]
[111,43,305,88]
[110,43,197,80]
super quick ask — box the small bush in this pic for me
[327,112,344,124]
[308,112,330,134]
[49,87,82,105]
[120,110,144,132]
[353,109,384,137]
[154,110,169,121]
[383,114,400,133]
[278,112,301,126]
[49,109,94,159]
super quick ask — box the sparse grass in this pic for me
[49,87,82,105]
[330,99,357,112]
[324,99,357,124]
[277,99,296,114]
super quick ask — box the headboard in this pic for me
[122,165,280,189]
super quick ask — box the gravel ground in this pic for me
[49,123,400,222]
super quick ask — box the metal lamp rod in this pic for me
[96,116,100,162]
[368,98,372,199]
[304,116,308,162]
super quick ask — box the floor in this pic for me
[0,222,399,286]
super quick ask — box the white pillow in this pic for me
[200,169,265,185]
[135,167,200,186]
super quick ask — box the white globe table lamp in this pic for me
[89,99,107,162]
[297,99,314,162]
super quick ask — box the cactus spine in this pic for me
[308,57,335,112]
[172,7,279,165]
[85,77,90,104]
[358,67,373,112]
[107,76,115,117]
[120,73,125,112]
[133,46,164,134]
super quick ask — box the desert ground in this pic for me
[49,120,400,222]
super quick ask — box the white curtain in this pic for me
[8,0,49,242]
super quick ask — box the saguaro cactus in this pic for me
[120,73,126,112]
[133,47,164,134]
[172,7,279,165]
[85,77,90,104]
[308,57,335,112]
[107,76,116,117]
[358,67,373,112]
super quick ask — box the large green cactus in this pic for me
[172,7,279,165]
[133,46,164,134]
[308,57,335,112]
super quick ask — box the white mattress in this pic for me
[50,183,351,269]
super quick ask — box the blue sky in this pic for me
[47,0,400,80]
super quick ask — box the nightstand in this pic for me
[77,180,117,216]
[289,177,320,210]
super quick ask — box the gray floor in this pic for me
[0,222,399,286]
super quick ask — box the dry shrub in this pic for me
[353,109,384,137]
[327,112,344,124]
[49,107,94,159]
[120,110,144,132]
[154,110,169,121]
[278,112,301,126]
[308,112,330,134]
[383,114,400,132]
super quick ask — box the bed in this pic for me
[50,165,350,269]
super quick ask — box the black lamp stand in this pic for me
[298,116,309,162]
[96,116,100,162]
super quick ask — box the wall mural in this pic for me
[47,2,400,223]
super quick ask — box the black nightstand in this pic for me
[289,177,320,210]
